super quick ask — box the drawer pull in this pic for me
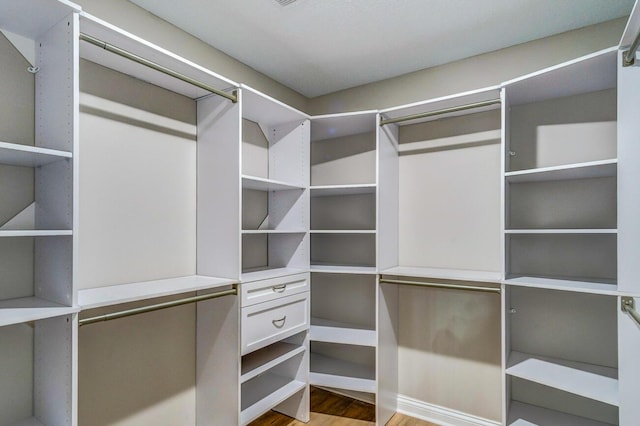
[272,284,287,293]
[272,316,287,328]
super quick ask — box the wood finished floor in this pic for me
[248,387,439,426]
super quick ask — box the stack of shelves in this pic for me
[240,85,310,282]
[308,112,379,401]
[502,47,620,425]
[0,1,79,424]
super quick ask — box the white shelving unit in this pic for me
[309,351,377,393]
[0,1,78,424]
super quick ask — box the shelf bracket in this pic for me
[621,297,640,327]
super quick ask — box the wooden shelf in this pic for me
[505,229,617,234]
[309,352,376,393]
[0,230,72,237]
[508,401,613,426]
[241,267,308,283]
[310,317,376,347]
[310,184,376,197]
[0,142,72,167]
[242,229,307,234]
[80,12,238,100]
[241,342,306,384]
[506,159,617,183]
[381,266,501,283]
[506,351,618,407]
[0,297,79,327]
[242,175,306,191]
[11,417,46,426]
[240,373,306,425]
[504,276,618,295]
[78,275,236,309]
[310,265,377,275]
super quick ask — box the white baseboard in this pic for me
[396,394,501,426]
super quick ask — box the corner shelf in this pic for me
[310,317,376,347]
[77,275,236,309]
[508,401,613,426]
[242,175,306,192]
[309,352,376,393]
[506,351,619,407]
[505,159,617,183]
[0,297,79,327]
[0,141,72,167]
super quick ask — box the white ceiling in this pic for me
[129,0,634,97]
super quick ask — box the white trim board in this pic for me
[397,394,501,426]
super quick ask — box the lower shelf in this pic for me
[241,341,305,383]
[506,351,618,407]
[241,374,306,425]
[508,401,614,426]
[309,352,376,393]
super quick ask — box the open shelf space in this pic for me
[309,351,376,393]
[310,265,377,274]
[0,142,72,167]
[311,233,375,268]
[77,275,236,309]
[381,266,502,283]
[310,317,376,347]
[240,373,306,425]
[506,351,618,407]
[504,276,617,295]
[242,233,309,276]
[241,341,306,384]
[79,12,238,100]
[311,111,377,142]
[242,175,306,192]
[505,159,617,183]
[508,401,614,426]
[310,184,376,197]
[0,297,79,327]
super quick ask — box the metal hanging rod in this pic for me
[79,33,238,103]
[78,285,238,327]
[379,99,501,127]
[379,278,501,294]
[622,28,640,67]
[622,297,640,327]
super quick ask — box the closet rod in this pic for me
[379,278,501,294]
[79,33,238,103]
[622,28,640,66]
[379,99,501,126]
[78,285,238,327]
[622,297,640,327]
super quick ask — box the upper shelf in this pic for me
[242,175,306,192]
[381,266,502,283]
[0,141,72,167]
[0,297,79,327]
[0,0,80,40]
[310,184,376,197]
[241,85,309,127]
[79,12,238,100]
[505,159,617,183]
[311,111,377,142]
[379,86,502,126]
[77,275,236,309]
[503,47,617,106]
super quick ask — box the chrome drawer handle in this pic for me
[272,284,287,293]
[272,316,287,328]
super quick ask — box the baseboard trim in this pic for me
[396,394,501,426]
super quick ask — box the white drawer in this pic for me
[240,273,309,307]
[241,292,309,355]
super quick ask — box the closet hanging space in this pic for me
[0,1,79,424]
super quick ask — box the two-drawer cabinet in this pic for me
[239,273,311,425]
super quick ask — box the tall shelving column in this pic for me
[0,1,80,425]
[239,85,310,425]
[502,47,621,426]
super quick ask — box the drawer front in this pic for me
[241,273,309,307]
[241,292,309,355]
